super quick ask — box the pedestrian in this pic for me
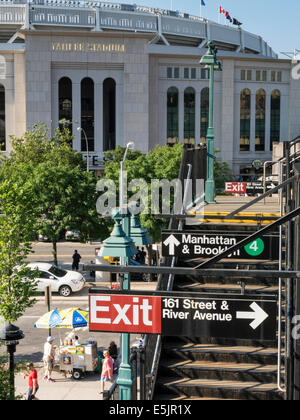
[100,350,114,395]
[140,247,147,265]
[43,336,56,383]
[108,341,118,372]
[24,363,39,400]
[135,247,143,263]
[72,250,81,271]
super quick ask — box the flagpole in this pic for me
[200,1,202,18]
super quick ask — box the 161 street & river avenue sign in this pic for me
[89,290,277,341]
[162,231,279,260]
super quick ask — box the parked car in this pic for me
[65,230,81,241]
[38,233,49,242]
[25,263,85,297]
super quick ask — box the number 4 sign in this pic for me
[244,238,265,257]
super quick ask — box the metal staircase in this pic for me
[154,223,284,400]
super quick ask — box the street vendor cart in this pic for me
[57,340,98,380]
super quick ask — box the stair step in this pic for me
[163,344,279,364]
[156,377,284,400]
[174,282,279,295]
[159,360,279,383]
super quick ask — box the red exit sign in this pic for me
[89,294,162,334]
[225,182,247,194]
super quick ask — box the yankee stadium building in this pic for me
[0,0,298,174]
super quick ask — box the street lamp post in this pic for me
[0,323,24,400]
[200,41,222,204]
[99,209,137,400]
[77,127,89,172]
[120,142,135,213]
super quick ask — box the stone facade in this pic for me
[0,30,299,175]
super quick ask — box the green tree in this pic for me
[0,182,38,323]
[102,144,183,242]
[0,124,105,265]
[214,150,233,193]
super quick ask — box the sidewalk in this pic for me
[16,364,109,400]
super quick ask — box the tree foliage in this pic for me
[0,124,106,265]
[102,144,183,242]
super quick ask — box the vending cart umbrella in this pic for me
[34,308,63,329]
[55,308,89,329]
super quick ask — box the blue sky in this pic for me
[113,0,298,58]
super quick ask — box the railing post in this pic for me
[285,141,294,400]
[293,163,300,400]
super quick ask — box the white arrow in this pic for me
[236,302,269,330]
[163,235,181,256]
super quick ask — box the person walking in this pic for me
[43,336,56,383]
[24,363,39,400]
[100,350,114,396]
[108,341,118,373]
[72,250,81,271]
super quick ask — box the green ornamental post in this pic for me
[99,208,137,400]
[200,41,222,204]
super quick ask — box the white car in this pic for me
[26,263,85,297]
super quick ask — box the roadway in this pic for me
[0,241,157,400]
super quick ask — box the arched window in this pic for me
[59,77,72,139]
[167,87,179,144]
[240,89,251,152]
[81,77,95,152]
[103,78,116,152]
[0,84,5,151]
[184,87,195,144]
[200,87,209,144]
[255,89,266,151]
[270,90,281,151]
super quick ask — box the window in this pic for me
[174,67,180,79]
[247,70,252,81]
[81,77,95,152]
[200,87,209,144]
[241,70,246,81]
[0,85,5,151]
[255,89,266,151]
[271,71,276,82]
[59,77,73,142]
[256,71,261,82]
[191,68,197,79]
[201,68,209,79]
[277,72,282,82]
[270,90,281,151]
[184,68,190,79]
[262,71,267,81]
[49,266,67,278]
[167,67,173,78]
[167,87,179,144]
[38,271,53,279]
[103,78,116,152]
[184,87,195,144]
[240,89,251,152]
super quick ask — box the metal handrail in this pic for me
[144,164,193,400]
[225,174,299,219]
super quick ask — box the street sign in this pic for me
[225,181,278,195]
[225,182,247,194]
[89,290,277,341]
[162,231,279,260]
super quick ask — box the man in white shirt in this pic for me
[43,337,55,383]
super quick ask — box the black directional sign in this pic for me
[160,292,277,341]
[89,289,277,341]
[162,231,279,260]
